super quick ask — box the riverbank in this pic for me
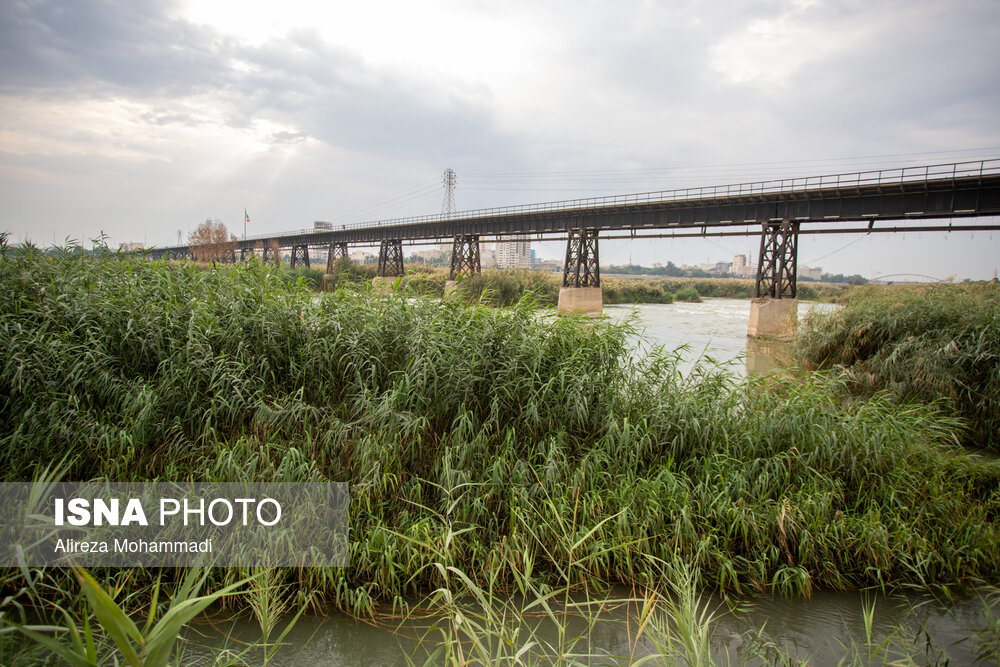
[2,247,998,663]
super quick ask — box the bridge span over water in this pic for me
[150,159,1000,331]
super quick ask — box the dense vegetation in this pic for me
[1,244,998,662]
[3,247,997,588]
[314,264,857,305]
[796,282,1000,451]
[597,262,869,286]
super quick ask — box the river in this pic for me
[183,587,991,665]
[182,298,993,665]
[604,298,839,375]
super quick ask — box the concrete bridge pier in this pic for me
[373,239,404,291]
[444,234,481,296]
[290,244,310,269]
[326,242,349,273]
[748,220,799,339]
[558,227,602,316]
[240,246,252,262]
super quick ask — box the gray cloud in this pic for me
[0,0,521,167]
[270,130,308,144]
[0,0,229,95]
[230,31,510,164]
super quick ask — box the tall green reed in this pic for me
[1,247,998,620]
[795,282,1000,449]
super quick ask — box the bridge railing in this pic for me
[244,159,1000,241]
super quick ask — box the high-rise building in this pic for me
[799,266,823,281]
[480,244,497,268]
[496,236,531,269]
[731,254,756,278]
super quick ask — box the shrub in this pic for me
[674,286,702,302]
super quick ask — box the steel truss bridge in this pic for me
[149,160,1000,299]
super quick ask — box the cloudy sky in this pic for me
[2,0,999,279]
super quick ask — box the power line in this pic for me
[465,147,1000,178]
[803,235,869,265]
[704,237,744,258]
[337,180,442,223]
[459,155,999,200]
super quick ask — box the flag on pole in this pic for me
[245,209,250,225]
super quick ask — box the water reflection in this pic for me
[744,337,787,375]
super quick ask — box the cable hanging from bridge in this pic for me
[802,235,869,266]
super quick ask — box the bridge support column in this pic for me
[262,242,280,268]
[558,228,602,316]
[373,239,404,292]
[291,244,310,269]
[240,246,252,262]
[748,220,799,338]
[326,242,349,274]
[445,234,481,296]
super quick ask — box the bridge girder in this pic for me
[147,167,1000,260]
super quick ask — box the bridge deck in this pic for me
[150,160,1000,257]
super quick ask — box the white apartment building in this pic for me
[480,245,497,268]
[495,236,531,269]
[799,266,823,281]
[731,254,757,279]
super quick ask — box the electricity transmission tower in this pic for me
[442,168,456,217]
